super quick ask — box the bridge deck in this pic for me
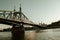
[0,18,42,28]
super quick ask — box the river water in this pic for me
[0,28,60,40]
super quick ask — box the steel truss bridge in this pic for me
[0,5,42,28]
[0,5,46,40]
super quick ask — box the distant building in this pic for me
[39,23,47,27]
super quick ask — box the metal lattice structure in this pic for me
[0,5,33,24]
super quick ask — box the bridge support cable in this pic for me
[6,12,12,19]
[3,11,6,18]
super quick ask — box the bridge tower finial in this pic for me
[14,5,16,12]
[19,4,22,19]
[19,4,22,12]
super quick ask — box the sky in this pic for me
[0,0,60,25]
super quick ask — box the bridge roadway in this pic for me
[0,18,42,28]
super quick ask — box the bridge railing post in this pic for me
[11,23,25,40]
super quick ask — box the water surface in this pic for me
[0,28,60,40]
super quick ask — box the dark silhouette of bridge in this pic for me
[0,4,42,28]
[0,4,42,40]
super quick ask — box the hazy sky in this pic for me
[0,0,60,24]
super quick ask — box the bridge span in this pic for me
[0,18,41,28]
[0,5,42,40]
[0,4,42,28]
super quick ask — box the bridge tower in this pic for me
[12,4,25,40]
[19,4,22,20]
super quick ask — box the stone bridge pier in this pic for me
[11,23,25,40]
